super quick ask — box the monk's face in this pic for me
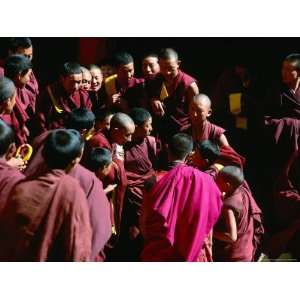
[13,46,33,61]
[189,100,212,125]
[101,64,115,79]
[18,69,32,88]
[81,71,92,91]
[135,117,153,139]
[90,68,103,92]
[142,57,160,79]
[192,148,209,170]
[0,90,16,114]
[215,175,231,197]
[282,60,300,87]
[95,114,113,131]
[61,73,82,95]
[98,162,113,180]
[159,58,180,83]
[117,62,134,85]
[112,123,135,145]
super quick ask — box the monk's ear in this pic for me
[207,109,212,117]
[177,60,181,67]
[6,143,16,161]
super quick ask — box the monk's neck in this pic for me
[194,120,207,131]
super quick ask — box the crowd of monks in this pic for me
[0,37,299,262]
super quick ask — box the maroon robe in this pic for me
[148,70,196,140]
[141,163,222,261]
[24,131,112,260]
[0,93,29,145]
[192,120,225,144]
[35,81,92,133]
[87,129,112,151]
[25,71,39,97]
[124,136,157,227]
[0,169,92,261]
[213,182,264,262]
[0,159,25,213]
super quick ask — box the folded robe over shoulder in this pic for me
[141,163,222,261]
[0,169,92,261]
[0,159,25,214]
[24,131,112,260]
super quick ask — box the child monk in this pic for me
[189,94,229,146]
[213,166,264,261]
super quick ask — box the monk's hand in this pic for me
[185,151,195,165]
[129,226,140,240]
[111,93,122,104]
[104,184,117,195]
[7,157,26,171]
[151,99,165,117]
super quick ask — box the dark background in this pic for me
[1,37,300,93]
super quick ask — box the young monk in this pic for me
[213,166,264,262]
[0,37,39,97]
[24,109,112,261]
[142,53,160,80]
[99,58,116,80]
[147,48,199,142]
[0,120,25,213]
[103,52,144,112]
[87,64,104,111]
[0,129,92,261]
[191,139,245,178]
[80,66,92,91]
[3,55,35,145]
[35,61,92,133]
[141,133,222,261]
[189,94,229,146]
[120,108,157,260]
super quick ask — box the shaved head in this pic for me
[218,166,244,189]
[159,48,179,61]
[0,77,16,104]
[110,112,134,129]
[193,94,211,109]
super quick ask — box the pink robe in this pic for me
[141,163,222,261]
[24,131,112,260]
[35,81,92,133]
[0,169,92,261]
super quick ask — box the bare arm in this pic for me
[213,208,237,243]
[186,82,199,104]
[218,133,230,147]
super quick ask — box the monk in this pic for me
[0,37,39,97]
[266,151,300,260]
[0,129,92,261]
[103,52,144,112]
[141,133,222,261]
[189,94,229,146]
[35,61,92,133]
[142,53,160,80]
[0,120,25,213]
[147,48,199,142]
[120,108,157,260]
[3,55,35,145]
[264,53,300,119]
[24,109,112,261]
[191,139,245,178]
[80,66,92,91]
[213,166,264,262]
[87,64,104,111]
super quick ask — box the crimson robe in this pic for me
[213,182,264,262]
[35,81,92,133]
[25,131,112,260]
[0,159,25,213]
[0,169,92,261]
[124,136,157,227]
[141,163,222,261]
[148,70,196,141]
[87,129,112,151]
[0,93,29,145]
[191,120,225,144]
[25,71,39,97]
